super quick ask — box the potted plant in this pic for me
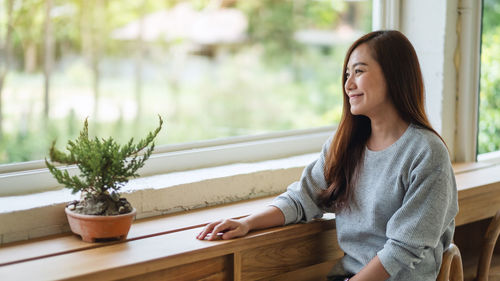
[45,116,163,242]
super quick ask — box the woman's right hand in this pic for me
[196,206,285,241]
[196,218,250,241]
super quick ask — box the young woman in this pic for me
[197,30,458,281]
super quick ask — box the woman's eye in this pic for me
[355,69,363,74]
[345,73,350,78]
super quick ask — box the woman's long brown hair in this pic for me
[321,30,444,211]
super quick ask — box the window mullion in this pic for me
[455,0,481,162]
[372,0,401,30]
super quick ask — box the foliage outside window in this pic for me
[0,0,371,165]
[478,0,500,154]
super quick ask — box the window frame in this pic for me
[0,126,333,196]
[454,0,500,164]
[4,0,494,196]
[454,0,482,163]
[474,0,500,163]
[0,1,378,197]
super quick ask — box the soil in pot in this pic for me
[67,192,133,216]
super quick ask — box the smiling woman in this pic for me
[197,30,458,281]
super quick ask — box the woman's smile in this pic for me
[348,93,364,103]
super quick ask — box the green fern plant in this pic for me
[45,116,163,215]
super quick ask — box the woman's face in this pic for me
[344,43,392,118]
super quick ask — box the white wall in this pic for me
[400,0,459,158]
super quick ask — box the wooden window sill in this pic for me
[0,197,274,267]
[0,197,339,280]
[454,162,500,226]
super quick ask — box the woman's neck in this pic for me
[367,114,409,151]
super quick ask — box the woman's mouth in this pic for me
[349,93,363,102]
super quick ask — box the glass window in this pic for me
[0,0,371,165]
[478,0,500,155]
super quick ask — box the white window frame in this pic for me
[372,0,400,30]
[0,127,333,196]
[454,0,481,163]
[472,0,500,164]
[0,1,382,197]
[454,0,500,164]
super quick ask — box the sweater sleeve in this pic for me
[377,146,459,276]
[270,137,331,225]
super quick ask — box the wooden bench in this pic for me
[1,163,499,280]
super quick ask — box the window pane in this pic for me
[478,0,500,155]
[0,0,371,165]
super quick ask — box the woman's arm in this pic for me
[197,136,333,241]
[350,255,390,281]
[196,206,285,240]
[376,142,458,277]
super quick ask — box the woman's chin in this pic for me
[350,108,363,115]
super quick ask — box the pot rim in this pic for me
[65,207,137,220]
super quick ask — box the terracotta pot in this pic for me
[65,207,136,243]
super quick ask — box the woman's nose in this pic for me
[345,75,355,92]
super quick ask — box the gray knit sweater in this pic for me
[271,124,458,280]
